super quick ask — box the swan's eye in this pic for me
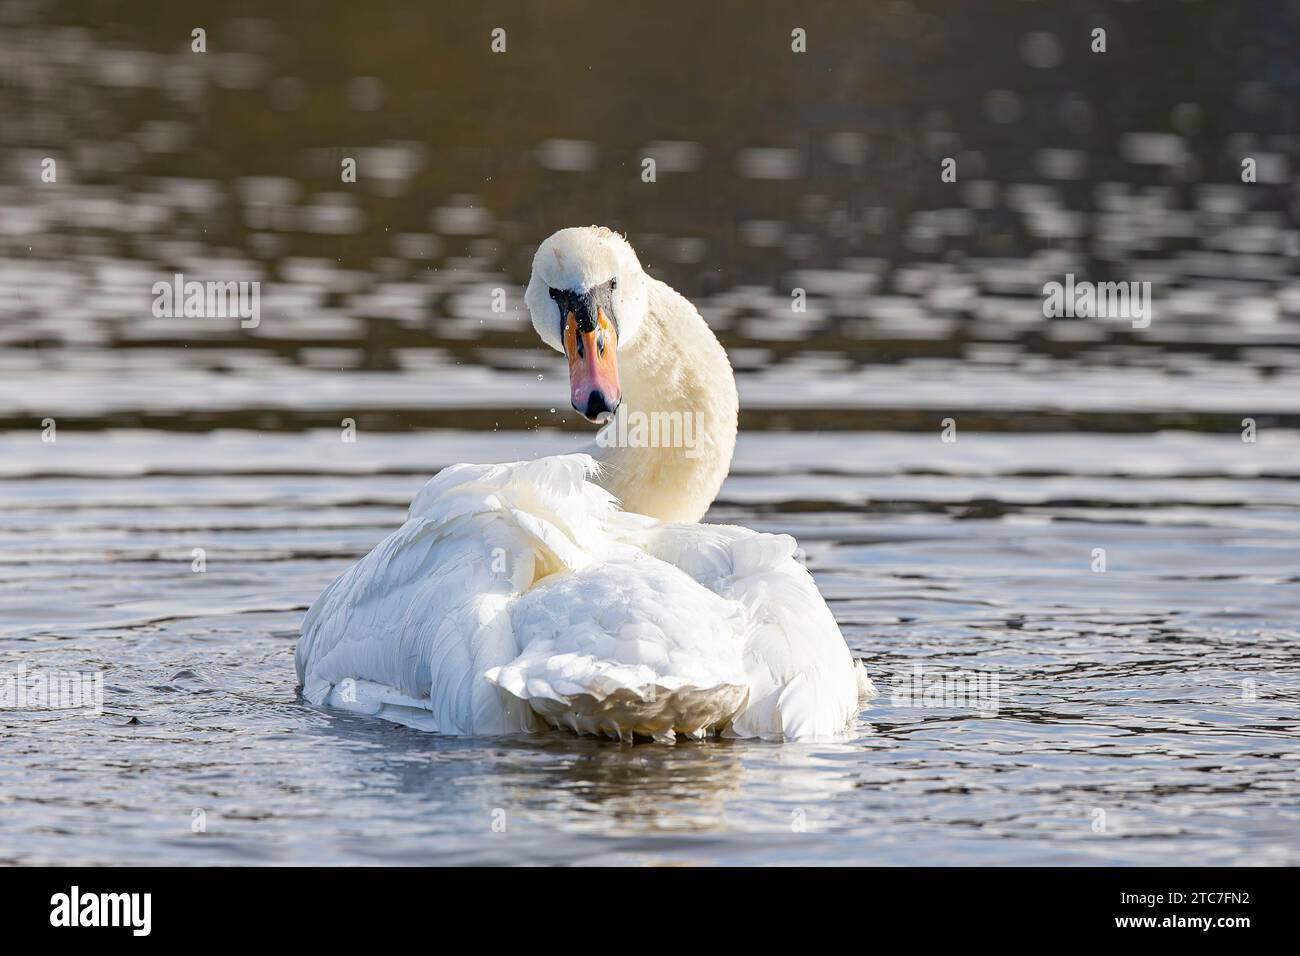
[609,277,617,291]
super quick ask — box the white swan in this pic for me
[296,226,876,741]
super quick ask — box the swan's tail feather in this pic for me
[483,554,752,742]
[484,657,748,743]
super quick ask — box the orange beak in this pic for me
[564,307,620,422]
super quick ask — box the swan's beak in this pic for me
[564,306,620,423]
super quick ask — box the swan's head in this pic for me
[525,226,649,423]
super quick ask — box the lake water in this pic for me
[1,3,1298,865]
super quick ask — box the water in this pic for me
[2,430,1297,865]
[2,3,1299,865]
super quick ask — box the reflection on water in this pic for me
[1,2,1299,864]
[2,2,1299,435]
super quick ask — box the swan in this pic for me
[296,226,876,741]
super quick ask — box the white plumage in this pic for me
[297,227,876,741]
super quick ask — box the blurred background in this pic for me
[0,1,1297,866]
[3,0,1300,433]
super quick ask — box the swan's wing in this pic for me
[296,454,616,734]
[485,549,750,742]
[630,521,875,739]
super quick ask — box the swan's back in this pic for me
[296,454,872,740]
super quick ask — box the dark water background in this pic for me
[0,1,1297,864]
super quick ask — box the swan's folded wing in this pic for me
[631,521,873,739]
[296,454,616,734]
[484,550,750,741]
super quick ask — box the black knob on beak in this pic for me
[581,391,618,422]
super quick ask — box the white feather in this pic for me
[298,453,872,741]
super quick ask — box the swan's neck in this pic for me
[590,277,738,523]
